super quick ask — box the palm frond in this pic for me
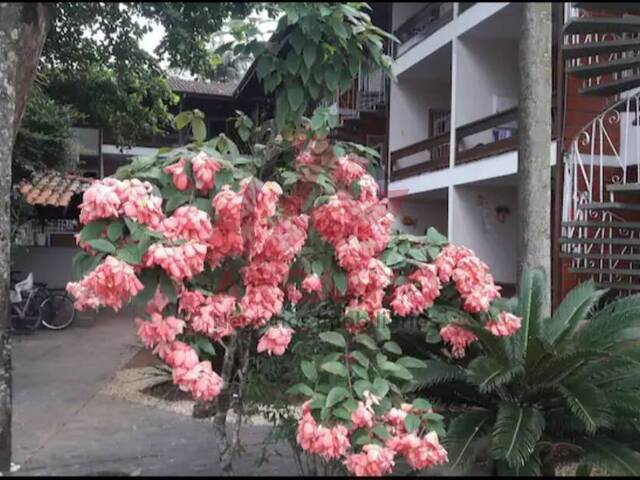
[405,360,467,392]
[574,312,640,351]
[509,268,546,362]
[557,379,612,434]
[527,349,604,386]
[495,447,543,476]
[445,410,493,472]
[492,402,545,468]
[542,281,604,346]
[466,356,523,394]
[579,438,640,476]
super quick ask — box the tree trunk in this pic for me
[0,3,51,471]
[518,2,552,316]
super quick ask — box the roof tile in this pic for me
[19,170,94,208]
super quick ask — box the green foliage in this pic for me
[411,267,640,475]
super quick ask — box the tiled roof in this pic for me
[167,76,238,97]
[19,170,94,208]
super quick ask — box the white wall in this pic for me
[389,78,451,169]
[455,37,519,149]
[12,246,81,289]
[449,185,518,284]
[389,197,448,237]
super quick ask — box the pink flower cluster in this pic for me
[164,157,190,191]
[386,432,448,471]
[257,325,294,356]
[486,311,521,336]
[439,324,478,358]
[144,242,207,282]
[158,206,213,243]
[184,292,237,341]
[435,245,501,313]
[66,256,143,311]
[79,178,164,228]
[191,151,221,193]
[296,402,351,460]
[391,265,441,316]
[207,185,245,267]
[136,313,185,348]
[345,445,395,477]
[157,341,223,401]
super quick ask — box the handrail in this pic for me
[390,131,450,162]
[394,3,454,57]
[456,107,518,140]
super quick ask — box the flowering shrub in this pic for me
[68,130,520,476]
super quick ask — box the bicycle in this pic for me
[10,272,76,333]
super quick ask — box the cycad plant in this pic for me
[410,268,640,476]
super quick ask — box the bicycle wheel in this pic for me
[40,293,75,330]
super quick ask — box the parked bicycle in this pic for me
[10,271,76,333]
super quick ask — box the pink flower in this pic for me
[135,313,185,348]
[296,407,319,452]
[119,179,165,228]
[333,154,366,186]
[79,180,121,224]
[439,324,478,358]
[486,311,521,336]
[191,294,237,341]
[191,151,221,193]
[391,284,427,317]
[66,256,143,311]
[176,360,223,401]
[287,284,303,305]
[238,285,284,327]
[302,274,322,294]
[145,287,170,315]
[144,242,207,281]
[312,424,351,460]
[344,445,396,477]
[351,401,374,429]
[387,432,448,471]
[257,325,294,356]
[158,206,213,243]
[164,157,190,191]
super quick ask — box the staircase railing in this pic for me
[562,91,640,270]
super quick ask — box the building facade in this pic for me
[345,2,640,303]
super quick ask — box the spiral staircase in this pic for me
[560,3,640,292]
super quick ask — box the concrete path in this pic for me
[11,309,297,476]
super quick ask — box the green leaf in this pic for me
[174,111,193,130]
[301,360,317,383]
[407,248,427,261]
[509,267,546,362]
[372,377,389,397]
[372,424,391,440]
[333,270,347,295]
[311,260,324,276]
[87,238,115,254]
[466,356,523,393]
[354,334,377,351]
[321,361,348,377]
[404,414,421,433]
[492,403,545,468]
[406,360,466,392]
[353,380,373,398]
[116,245,142,265]
[80,220,107,242]
[558,379,612,434]
[326,386,350,408]
[383,341,402,355]
[580,438,640,476]
[319,331,346,349]
[351,351,369,368]
[159,274,177,303]
[324,69,338,92]
[287,383,315,397]
[426,227,448,246]
[303,43,317,69]
[396,356,427,370]
[287,82,305,111]
[286,49,301,74]
[543,280,604,346]
[191,118,207,142]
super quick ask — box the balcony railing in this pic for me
[389,132,450,181]
[455,107,519,164]
[394,3,454,58]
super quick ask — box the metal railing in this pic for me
[562,91,640,282]
[393,3,454,58]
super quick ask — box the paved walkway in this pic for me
[11,310,296,476]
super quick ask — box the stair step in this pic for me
[562,221,640,229]
[562,38,640,60]
[573,3,640,16]
[595,282,640,291]
[579,72,640,96]
[560,252,640,261]
[564,17,640,35]
[607,182,640,192]
[570,267,640,276]
[560,237,640,245]
[577,201,640,211]
[566,54,640,78]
